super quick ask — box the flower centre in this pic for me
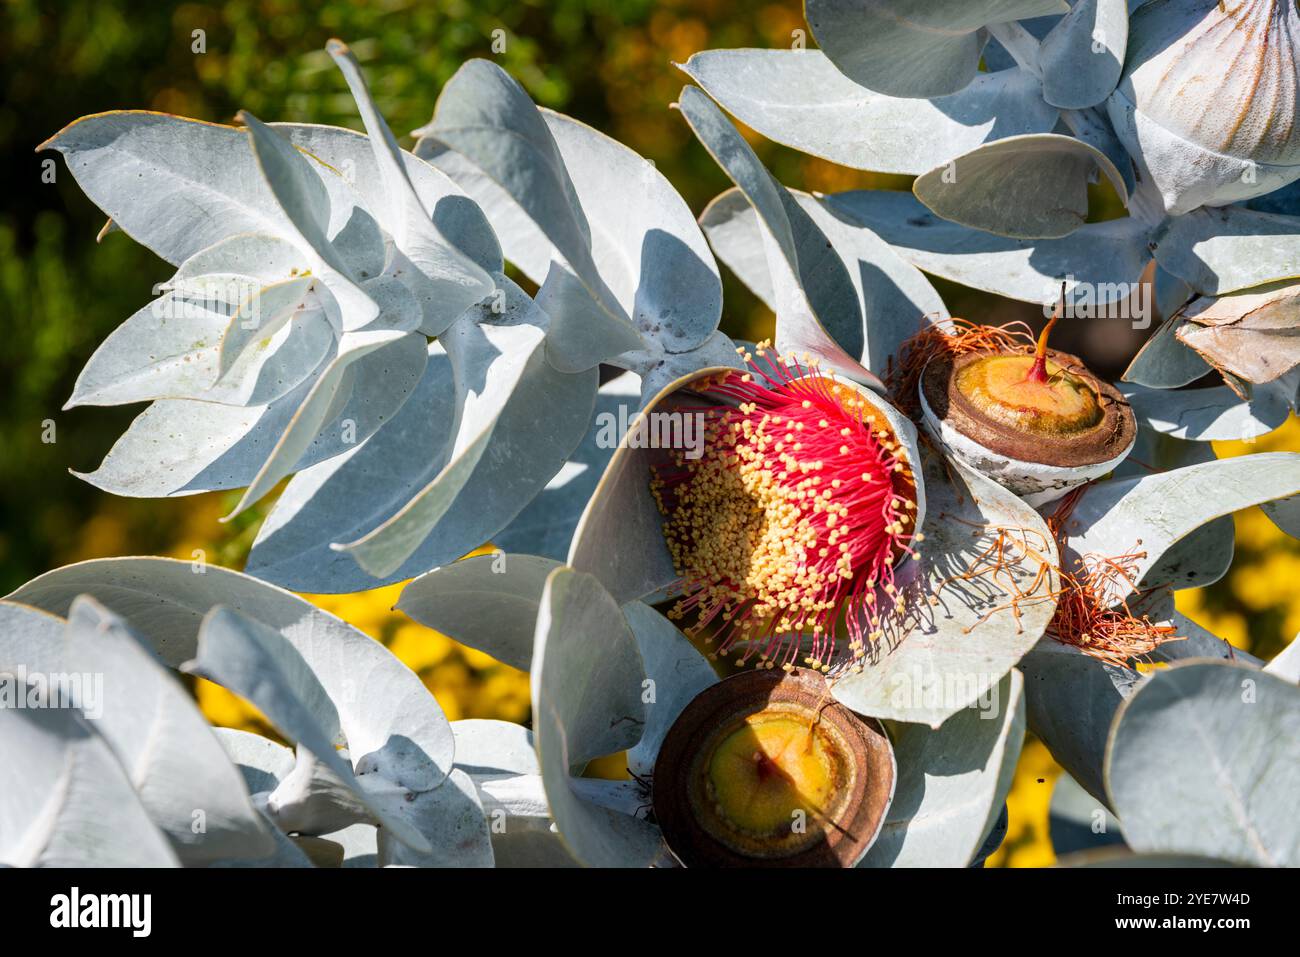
[706,712,839,836]
[650,346,918,672]
[956,354,1103,437]
[652,669,895,867]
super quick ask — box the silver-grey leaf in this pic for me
[680,50,1058,175]
[1105,660,1299,866]
[913,133,1130,240]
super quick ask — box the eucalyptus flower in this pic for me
[682,0,1300,402]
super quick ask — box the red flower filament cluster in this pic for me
[650,344,920,672]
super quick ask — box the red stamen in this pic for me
[650,345,918,673]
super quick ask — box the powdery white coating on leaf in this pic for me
[859,671,1023,867]
[805,0,1069,99]
[0,600,65,677]
[39,112,293,267]
[398,554,563,673]
[185,605,433,853]
[1122,383,1289,442]
[1038,0,1129,110]
[337,280,597,578]
[621,601,719,777]
[1023,609,1254,805]
[1153,205,1300,295]
[1058,452,1300,600]
[372,768,494,868]
[6,558,455,793]
[325,41,495,337]
[699,187,949,378]
[451,719,579,868]
[912,133,1130,240]
[0,705,180,867]
[831,456,1056,727]
[225,329,428,517]
[1105,660,1300,866]
[676,87,882,388]
[680,50,1059,175]
[492,371,642,561]
[239,111,378,331]
[822,190,1152,306]
[65,598,276,865]
[530,567,663,867]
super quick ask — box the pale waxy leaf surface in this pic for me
[1057,453,1300,599]
[531,567,663,866]
[326,40,495,336]
[1122,383,1289,442]
[186,605,432,853]
[239,110,378,331]
[1038,0,1128,109]
[860,671,1024,867]
[7,558,455,792]
[1106,660,1300,867]
[699,186,949,375]
[680,50,1058,176]
[621,601,719,777]
[69,291,333,411]
[168,231,310,286]
[1123,316,1213,389]
[913,133,1130,240]
[675,86,878,387]
[1023,612,1250,804]
[226,329,427,516]
[822,189,1151,306]
[1265,639,1300,684]
[337,281,597,578]
[245,343,455,592]
[424,106,715,363]
[452,719,578,867]
[1152,206,1300,295]
[534,263,644,374]
[213,275,317,379]
[78,314,424,499]
[0,705,180,867]
[207,728,316,868]
[64,597,276,865]
[543,111,720,355]
[0,600,65,676]
[417,59,638,356]
[492,370,641,561]
[1048,771,1123,858]
[832,456,1057,727]
[371,767,493,868]
[805,0,1069,99]
[614,330,743,408]
[398,554,563,673]
[273,123,502,279]
[39,112,291,266]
